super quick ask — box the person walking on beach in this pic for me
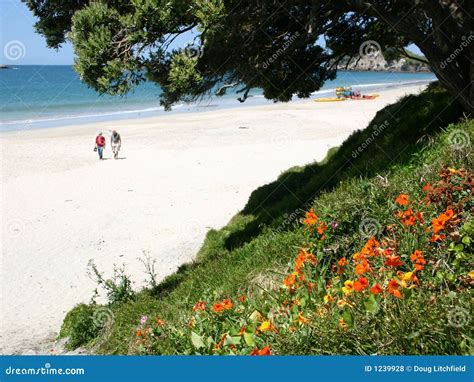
[111,130,121,159]
[95,132,106,160]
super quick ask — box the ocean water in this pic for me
[0,65,436,131]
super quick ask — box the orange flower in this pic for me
[212,303,225,313]
[238,295,246,302]
[337,257,347,274]
[431,217,445,233]
[250,346,271,356]
[156,317,165,327]
[317,221,327,238]
[431,209,455,233]
[355,258,371,275]
[370,283,383,294]
[303,208,318,226]
[429,233,446,242]
[384,255,404,267]
[422,183,431,192]
[221,299,233,310]
[294,249,317,272]
[136,328,142,337]
[283,273,296,289]
[410,250,426,271]
[353,277,368,292]
[296,311,310,325]
[339,318,347,329]
[388,279,402,298]
[238,326,246,336]
[338,257,348,267]
[192,301,206,311]
[395,194,409,206]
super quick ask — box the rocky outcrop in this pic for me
[338,55,431,73]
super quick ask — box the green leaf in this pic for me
[191,331,205,349]
[461,236,471,245]
[243,332,255,347]
[342,310,353,327]
[364,295,379,313]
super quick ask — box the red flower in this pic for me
[370,283,383,294]
[250,346,271,356]
[353,277,369,292]
[410,250,426,271]
[388,279,402,298]
[384,255,403,267]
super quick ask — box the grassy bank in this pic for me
[60,84,472,355]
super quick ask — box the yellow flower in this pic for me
[342,280,354,295]
[402,271,414,281]
[469,270,474,280]
[323,295,334,303]
[295,311,310,325]
[339,318,347,329]
[258,321,275,332]
[337,300,347,307]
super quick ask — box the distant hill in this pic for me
[338,52,431,73]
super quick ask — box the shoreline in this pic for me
[0,78,435,133]
[1,84,427,354]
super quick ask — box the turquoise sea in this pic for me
[0,66,436,131]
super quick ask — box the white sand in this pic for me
[0,85,425,354]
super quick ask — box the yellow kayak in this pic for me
[314,97,347,102]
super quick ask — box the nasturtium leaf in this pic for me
[244,332,255,346]
[364,294,379,313]
[191,331,205,349]
[342,310,353,327]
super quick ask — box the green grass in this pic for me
[61,83,472,354]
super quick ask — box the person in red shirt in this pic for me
[95,132,106,160]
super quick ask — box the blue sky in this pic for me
[1,0,422,65]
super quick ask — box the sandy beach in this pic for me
[0,84,426,354]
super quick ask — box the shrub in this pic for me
[59,304,100,350]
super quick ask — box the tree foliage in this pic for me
[25,0,473,113]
